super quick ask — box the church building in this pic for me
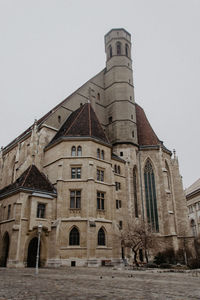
[0,28,190,267]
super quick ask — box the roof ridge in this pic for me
[21,165,33,187]
[89,105,109,143]
[64,104,86,136]
[47,102,110,147]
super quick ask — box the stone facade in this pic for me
[0,28,191,268]
[186,178,200,237]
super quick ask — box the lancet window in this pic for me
[144,160,159,232]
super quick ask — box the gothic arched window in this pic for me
[97,148,100,159]
[109,45,112,58]
[98,227,106,246]
[69,227,80,245]
[71,146,76,157]
[116,42,121,55]
[144,160,159,232]
[101,150,104,160]
[77,146,82,157]
[118,166,121,174]
[133,166,138,217]
[125,43,129,57]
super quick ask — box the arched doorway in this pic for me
[1,232,10,267]
[27,237,40,267]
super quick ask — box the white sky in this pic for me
[0,0,199,188]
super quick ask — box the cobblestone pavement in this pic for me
[0,267,200,300]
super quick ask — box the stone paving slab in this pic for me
[0,267,200,300]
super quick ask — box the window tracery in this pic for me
[144,159,159,232]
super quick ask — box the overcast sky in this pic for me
[0,0,199,188]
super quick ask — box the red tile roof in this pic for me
[0,165,56,198]
[49,103,109,146]
[135,103,160,146]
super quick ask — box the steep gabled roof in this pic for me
[0,165,56,198]
[135,103,161,146]
[48,103,109,146]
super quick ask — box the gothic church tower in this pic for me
[0,28,192,268]
[104,29,138,145]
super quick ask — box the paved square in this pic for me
[0,267,200,300]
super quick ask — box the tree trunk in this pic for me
[133,249,139,267]
[144,249,148,263]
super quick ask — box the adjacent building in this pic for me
[186,178,200,237]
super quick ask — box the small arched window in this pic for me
[101,150,104,160]
[109,45,112,58]
[108,116,112,124]
[116,42,121,55]
[97,93,100,100]
[58,115,61,123]
[69,227,80,245]
[98,227,105,246]
[97,148,100,159]
[125,44,129,57]
[114,165,117,173]
[118,166,121,174]
[71,146,76,157]
[77,146,82,157]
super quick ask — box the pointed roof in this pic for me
[48,103,109,147]
[135,103,161,146]
[0,165,56,199]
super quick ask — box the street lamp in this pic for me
[35,224,42,275]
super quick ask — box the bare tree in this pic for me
[120,219,155,265]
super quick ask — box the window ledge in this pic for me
[97,246,112,250]
[60,246,86,250]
